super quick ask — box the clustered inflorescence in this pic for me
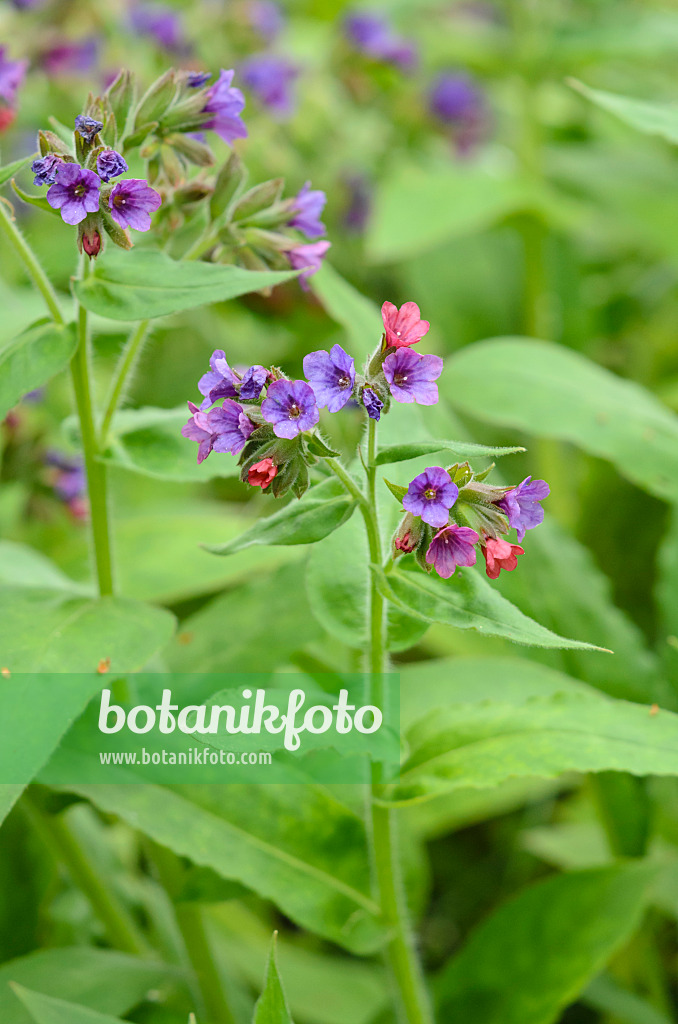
[182,300,550,583]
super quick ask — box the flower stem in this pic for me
[99,319,150,447]
[0,198,65,324]
[71,259,115,596]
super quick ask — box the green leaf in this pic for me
[204,484,357,556]
[374,439,524,466]
[396,691,678,803]
[436,864,657,1024]
[570,79,678,145]
[253,935,294,1024]
[0,541,90,593]
[383,478,408,502]
[306,435,341,458]
[0,949,177,1024]
[0,785,24,827]
[73,248,300,321]
[444,338,678,503]
[0,156,33,189]
[11,986,127,1024]
[0,586,175,671]
[63,783,384,954]
[311,262,383,360]
[374,566,603,651]
[584,974,673,1024]
[0,321,76,421]
[11,180,58,215]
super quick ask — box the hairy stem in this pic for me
[0,199,65,323]
[99,319,150,447]
[70,258,115,596]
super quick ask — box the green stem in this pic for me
[0,199,65,323]
[99,319,150,447]
[176,905,238,1024]
[23,795,151,957]
[70,259,115,596]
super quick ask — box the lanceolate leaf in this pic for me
[570,79,678,146]
[444,338,678,503]
[394,691,678,803]
[73,248,300,321]
[253,935,294,1024]
[0,156,33,188]
[373,566,604,651]
[435,864,657,1024]
[374,440,524,466]
[0,321,76,421]
[11,986,128,1024]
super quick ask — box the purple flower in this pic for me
[426,524,479,579]
[32,153,63,187]
[203,69,248,145]
[182,400,255,464]
[343,173,372,233]
[241,54,299,120]
[261,379,319,438]
[0,47,28,106]
[362,386,383,421]
[97,149,128,182]
[130,5,186,52]
[403,467,458,529]
[287,240,331,287]
[187,71,212,88]
[248,1,284,41]
[108,179,162,231]
[303,344,355,413]
[74,114,104,142]
[383,348,443,406]
[42,38,98,77]
[497,476,549,542]
[198,350,240,410]
[45,451,86,501]
[47,164,101,226]
[429,71,485,155]
[344,11,417,71]
[289,181,327,239]
[239,364,269,401]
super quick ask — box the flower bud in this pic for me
[77,214,103,259]
[105,69,136,133]
[392,512,425,558]
[210,150,247,220]
[165,131,215,167]
[232,179,284,222]
[135,70,178,129]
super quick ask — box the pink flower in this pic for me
[248,458,277,489]
[381,300,430,348]
[426,524,479,579]
[482,537,524,580]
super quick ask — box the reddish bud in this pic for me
[82,228,102,258]
[248,458,278,489]
[482,536,524,580]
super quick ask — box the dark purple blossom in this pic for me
[74,114,104,142]
[108,179,162,231]
[261,379,319,438]
[0,47,28,106]
[47,164,101,225]
[496,476,549,542]
[383,348,443,406]
[182,399,255,463]
[42,38,98,77]
[198,350,240,410]
[403,467,458,529]
[287,240,330,286]
[239,364,269,401]
[187,71,212,88]
[45,451,86,501]
[362,386,383,421]
[241,54,299,120]
[344,11,417,71]
[303,344,355,413]
[429,71,485,155]
[97,149,128,182]
[203,69,248,145]
[130,5,186,51]
[248,1,284,41]
[32,153,63,187]
[426,524,479,579]
[289,180,326,239]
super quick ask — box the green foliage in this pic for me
[11,986,128,1024]
[571,80,678,145]
[253,935,294,1024]
[373,439,524,465]
[0,321,76,422]
[0,157,33,188]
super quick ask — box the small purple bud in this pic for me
[74,114,104,142]
[187,71,212,88]
[31,153,63,187]
[362,386,383,421]
[97,149,128,182]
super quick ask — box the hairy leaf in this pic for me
[0,321,76,421]
[374,440,524,466]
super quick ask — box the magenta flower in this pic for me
[239,364,269,401]
[241,54,299,120]
[32,153,63,187]
[261,379,319,438]
[42,38,98,77]
[198,350,240,410]
[482,537,524,579]
[303,344,355,412]
[108,179,162,231]
[402,467,458,529]
[426,524,479,579]
[47,164,101,225]
[497,476,549,542]
[0,47,28,106]
[182,400,255,464]
[97,149,128,182]
[381,301,430,349]
[289,181,326,239]
[383,348,443,406]
[288,240,331,287]
[203,69,248,145]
